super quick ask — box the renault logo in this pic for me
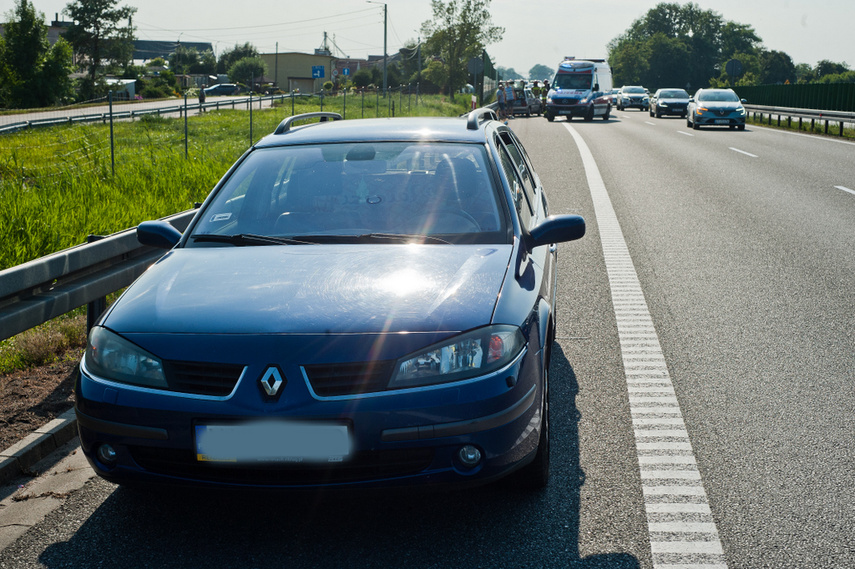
[258,365,286,400]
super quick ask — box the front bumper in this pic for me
[75,350,544,489]
[693,112,746,126]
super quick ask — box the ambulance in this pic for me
[544,57,613,122]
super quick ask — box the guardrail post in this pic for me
[86,235,107,331]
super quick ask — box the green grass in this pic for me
[0,93,468,373]
[0,93,470,270]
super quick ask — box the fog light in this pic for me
[97,443,117,466]
[458,445,482,468]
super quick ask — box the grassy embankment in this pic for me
[0,93,469,373]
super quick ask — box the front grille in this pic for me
[129,446,434,485]
[304,361,395,396]
[163,361,244,396]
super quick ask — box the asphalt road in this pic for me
[1,111,853,568]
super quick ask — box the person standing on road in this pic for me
[198,87,206,111]
[496,83,507,122]
[504,81,516,119]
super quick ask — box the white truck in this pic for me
[544,57,613,122]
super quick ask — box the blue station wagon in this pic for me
[75,109,585,490]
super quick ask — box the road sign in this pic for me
[312,66,325,79]
[343,68,350,76]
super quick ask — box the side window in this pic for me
[498,132,537,219]
[496,143,532,229]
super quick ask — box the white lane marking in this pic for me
[563,123,729,569]
[677,131,694,136]
[729,147,757,158]
[835,185,855,195]
[645,121,656,126]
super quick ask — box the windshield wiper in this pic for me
[190,233,315,246]
[354,233,451,245]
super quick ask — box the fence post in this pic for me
[86,234,107,331]
[249,75,254,147]
[184,92,188,158]
[108,90,115,176]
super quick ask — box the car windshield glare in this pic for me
[661,90,689,98]
[189,142,507,244]
[624,87,645,94]
[554,75,593,90]
[698,91,739,102]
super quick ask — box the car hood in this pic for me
[660,97,689,103]
[103,245,513,335]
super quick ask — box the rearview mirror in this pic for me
[138,220,182,250]
[528,215,585,248]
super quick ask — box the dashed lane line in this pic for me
[563,122,729,569]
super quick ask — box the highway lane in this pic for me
[2,112,853,568]
[514,110,855,567]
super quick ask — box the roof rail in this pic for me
[466,107,499,130]
[274,112,343,135]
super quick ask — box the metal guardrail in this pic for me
[744,104,855,136]
[0,94,314,135]
[0,209,196,343]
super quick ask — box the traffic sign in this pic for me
[312,66,325,79]
[343,68,350,76]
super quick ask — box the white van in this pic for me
[544,57,613,122]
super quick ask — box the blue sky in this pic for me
[8,0,853,74]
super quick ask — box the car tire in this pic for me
[655,109,661,118]
[546,112,554,122]
[526,106,532,117]
[737,124,745,131]
[603,106,610,120]
[584,107,594,121]
[515,366,550,489]
[692,119,700,130]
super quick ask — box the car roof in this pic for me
[254,114,497,149]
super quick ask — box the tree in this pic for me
[421,0,503,95]
[607,2,765,91]
[0,0,74,108]
[759,50,795,85]
[217,42,258,74]
[63,0,137,99]
[227,56,267,86]
[528,64,553,82]
[496,66,522,80]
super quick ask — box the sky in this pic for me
[6,0,853,74]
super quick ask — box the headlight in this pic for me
[85,326,167,388]
[390,325,525,389]
[736,107,746,115]
[696,107,708,115]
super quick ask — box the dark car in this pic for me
[687,88,747,130]
[203,83,240,96]
[512,87,542,117]
[616,85,649,111]
[649,88,690,118]
[75,109,586,491]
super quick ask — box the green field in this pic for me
[0,93,469,271]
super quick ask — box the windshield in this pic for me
[189,142,508,245]
[623,87,645,94]
[553,74,593,90]
[698,90,740,102]
[660,90,689,98]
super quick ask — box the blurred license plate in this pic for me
[195,421,351,464]
[715,119,729,124]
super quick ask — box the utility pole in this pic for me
[367,2,387,95]
[275,42,278,88]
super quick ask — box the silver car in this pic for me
[687,88,747,130]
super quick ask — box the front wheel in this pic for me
[515,368,550,489]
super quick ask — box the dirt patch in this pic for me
[0,360,77,451]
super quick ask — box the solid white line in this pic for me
[677,131,694,136]
[835,185,855,195]
[564,123,728,569]
[729,147,758,158]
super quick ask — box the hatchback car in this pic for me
[512,87,543,117]
[616,86,648,111]
[649,88,690,118]
[687,88,747,130]
[75,109,586,491]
